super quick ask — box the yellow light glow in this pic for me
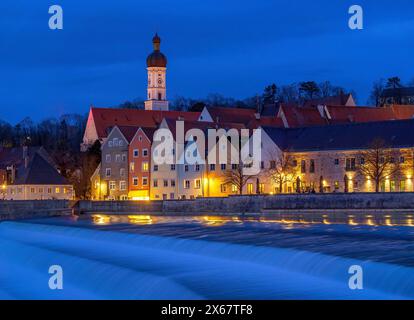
[1,184,5,190]
[132,196,150,201]
[92,214,111,225]
[128,215,153,225]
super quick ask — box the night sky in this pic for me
[1,0,413,123]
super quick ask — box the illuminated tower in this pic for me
[145,33,169,111]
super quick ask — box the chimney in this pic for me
[23,146,29,168]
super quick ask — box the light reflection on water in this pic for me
[89,213,414,228]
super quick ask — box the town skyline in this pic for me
[1,0,414,123]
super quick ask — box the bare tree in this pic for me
[368,79,385,106]
[356,138,403,192]
[266,151,296,193]
[223,163,257,195]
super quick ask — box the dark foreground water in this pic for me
[1,214,414,299]
[29,214,414,267]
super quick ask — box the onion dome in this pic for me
[146,33,167,68]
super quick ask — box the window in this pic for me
[247,183,253,194]
[109,181,116,190]
[195,164,200,171]
[113,138,119,147]
[231,184,238,193]
[380,181,386,192]
[120,168,125,177]
[184,180,190,189]
[138,135,142,141]
[142,149,148,157]
[171,179,176,187]
[232,164,238,170]
[38,188,43,193]
[301,160,306,173]
[142,177,148,186]
[170,193,175,199]
[163,179,168,187]
[346,158,356,171]
[334,158,339,165]
[220,164,226,170]
[130,162,135,172]
[269,161,276,169]
[195,179,201,189]
[260,161,264,169]
[220,184,227,193]
[30,187,35,193]
[390,180,396,192]
[400,156,405,163]
[259,183,265,194]
[153,179,158,187]
[309,160,315,173]
[133,149,139,157]
[48,187,52,194]
[133,177,138,186]
[154,165,158,172]
[119,140,124,147]
[120,181,126,191]
[210,164,216,171]
[115,154,121,162]
[400,180,406,192]
[185,165,189,172]
[334,181,339,190]
[106,168,111,177]
[142,162,149,172]
[170,164,176,171]
[106,154,111,163]
[292,160,297,167]
[122,154,127,162]
[158,93,162,100]
[109,141,113,147]
[360,157,365,165]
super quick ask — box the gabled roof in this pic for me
[15,153,69,185]
[263,119,414,152]
[280,105,327,127]
[0,147,69,185]
[205,106,257,124]
[90,107,201,139]
[303,93,355,108]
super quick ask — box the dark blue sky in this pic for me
[1,0,413,123]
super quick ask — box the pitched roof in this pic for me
[303,93,354,108]
[90,107,201,139]
[0,147,69,185]
[205,106,257,124]
[280,105,327,127]
[15,153,69,185]
[263,119,414,152]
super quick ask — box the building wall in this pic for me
[100,127,129,200]
[128,129,151,200]
[3,184,74,200]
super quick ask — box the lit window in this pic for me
[119,181,126,191]
[231,184,238,193]
[142,162,149,172]
[247,183,253,194]
[109,181,116,190]
[55,187,60,194]
[130,162,135,172]
[195,179,201,189]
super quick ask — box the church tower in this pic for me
[145,33,169,111]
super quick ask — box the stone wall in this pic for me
[0,200,72,221]
[77,192,414,215]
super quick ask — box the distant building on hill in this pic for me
[380,87,414,105]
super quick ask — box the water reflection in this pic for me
[89,213,414,228]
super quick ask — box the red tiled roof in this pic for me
[281,105,327,127]
[303,93,354,108]
[206,106,257,124]
[91,107,201,139]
